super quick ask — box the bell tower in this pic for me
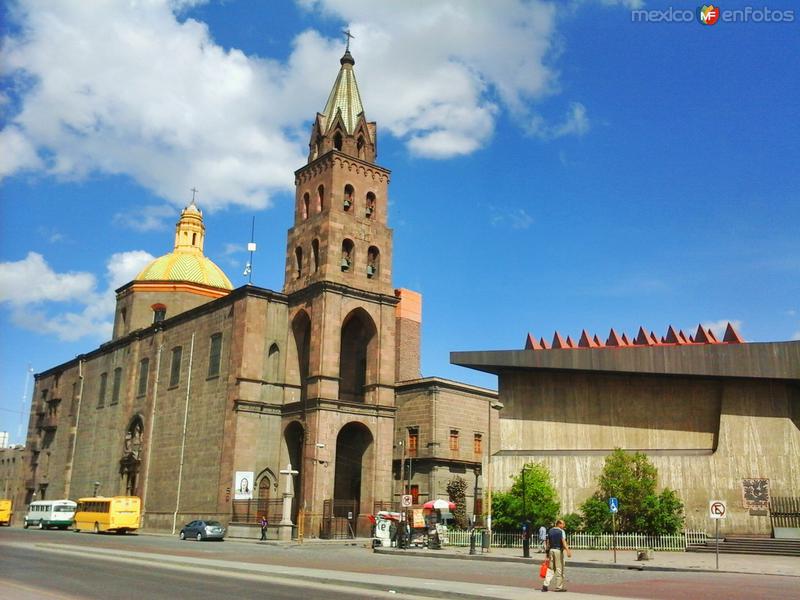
[282,48,396,529]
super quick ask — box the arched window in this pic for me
[267,343,280,382]
[317,185,325,212]
[366,192,376,219]
[295,246,303,279]
[302,193,310,220]
[343,184,354,211]
[367,246,379,279]
[333,131,343,151]
[357,136,365,160]
[341,239,354,272]
[312,239,320,272]
[192,233,197,245]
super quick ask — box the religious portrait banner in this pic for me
[234,471,254,500]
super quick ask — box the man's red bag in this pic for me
[539,558,549,578]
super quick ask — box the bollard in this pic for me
[469,528,477,555]
[523,536,530,558]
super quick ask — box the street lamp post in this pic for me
[485,399,503,553]
[93,481,101,497]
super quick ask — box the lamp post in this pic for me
[485,399,503,553]
[93,481,101,497]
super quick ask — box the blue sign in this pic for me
[609,497,619,513]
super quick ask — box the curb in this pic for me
[372,547,792,577]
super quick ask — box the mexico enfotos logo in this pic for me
[632,5,795,24]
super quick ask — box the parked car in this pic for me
[179,520,226,541]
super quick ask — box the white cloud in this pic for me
[489,206,534,230]
[527,102,590,140]
[0,250,153,341]
[0,0,614,203]
[0,252,96,304]
[701,319,743,340]
[792,331,800,341]
[113,205,177,232]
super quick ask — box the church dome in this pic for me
[135,253,233,290]
[134,200,233,290]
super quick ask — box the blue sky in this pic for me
[1,1,798,444]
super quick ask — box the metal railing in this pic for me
[445,529,707,552]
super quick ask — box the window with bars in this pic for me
[208,333,222,377]
[449,429,459,452]
[111,368,122,405]
[408,427,419,457]
[97,372,107,408]
[137,358,149,397]
[474,433,483,455]
[169,346,182,388]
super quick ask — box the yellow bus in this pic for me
[0,499,12,526]
[74,496,141,534]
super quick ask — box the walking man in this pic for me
[538,524,547,553]
[259,515,268,541]
[543,519,571,592]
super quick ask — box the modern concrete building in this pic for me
[452,325,800,533]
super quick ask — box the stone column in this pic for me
[279,463,299,541]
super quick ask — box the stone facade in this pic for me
[22,50,491,539]
[1,445,25,523]
[394,378,498,517]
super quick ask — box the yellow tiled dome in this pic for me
[136,253,233,290]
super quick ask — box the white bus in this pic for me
[23,500,77,530]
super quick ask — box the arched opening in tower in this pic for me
[283,420,305,523]
[338,309,376,403]
[333,422,374,517]
[291,311,311,403]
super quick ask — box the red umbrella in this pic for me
[422,499,455,510]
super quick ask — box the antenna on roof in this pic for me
[243,216,256,284]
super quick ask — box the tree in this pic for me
[446,476,469,529]
[580,449,684,535]
[491,463,560,531]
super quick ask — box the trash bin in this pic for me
[481,529,490,550]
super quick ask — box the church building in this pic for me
[18,49,496,537]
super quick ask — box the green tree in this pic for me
[580,449,684,535]
[491,463,560,531]
[446,476,469,529]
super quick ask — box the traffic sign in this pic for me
[709,500,727,519]
[609,497,619,513]
[401,494,413,508]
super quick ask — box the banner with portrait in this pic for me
[234,471,254,500]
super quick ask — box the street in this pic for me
[1,528,798,600]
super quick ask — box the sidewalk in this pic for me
[373,544,800,578]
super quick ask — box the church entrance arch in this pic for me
[333,422,374,517]
[283,421,305,522]
[338,309,377,403]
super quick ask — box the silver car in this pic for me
[179,519,226,541]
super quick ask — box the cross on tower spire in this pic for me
[342,29,354,52]
[190,187,199,205]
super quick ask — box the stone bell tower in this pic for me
[282,48,396,531]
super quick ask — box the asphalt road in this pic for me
[1,528,798,600]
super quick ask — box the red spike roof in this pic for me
[723,323,744,343]
[606,328,625,347]
[635,327,654,346]
[579,330,597,348]
[552,331,568,349]
[664,325,684,345]
[525,333,541,350]
[524,322,746,351]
